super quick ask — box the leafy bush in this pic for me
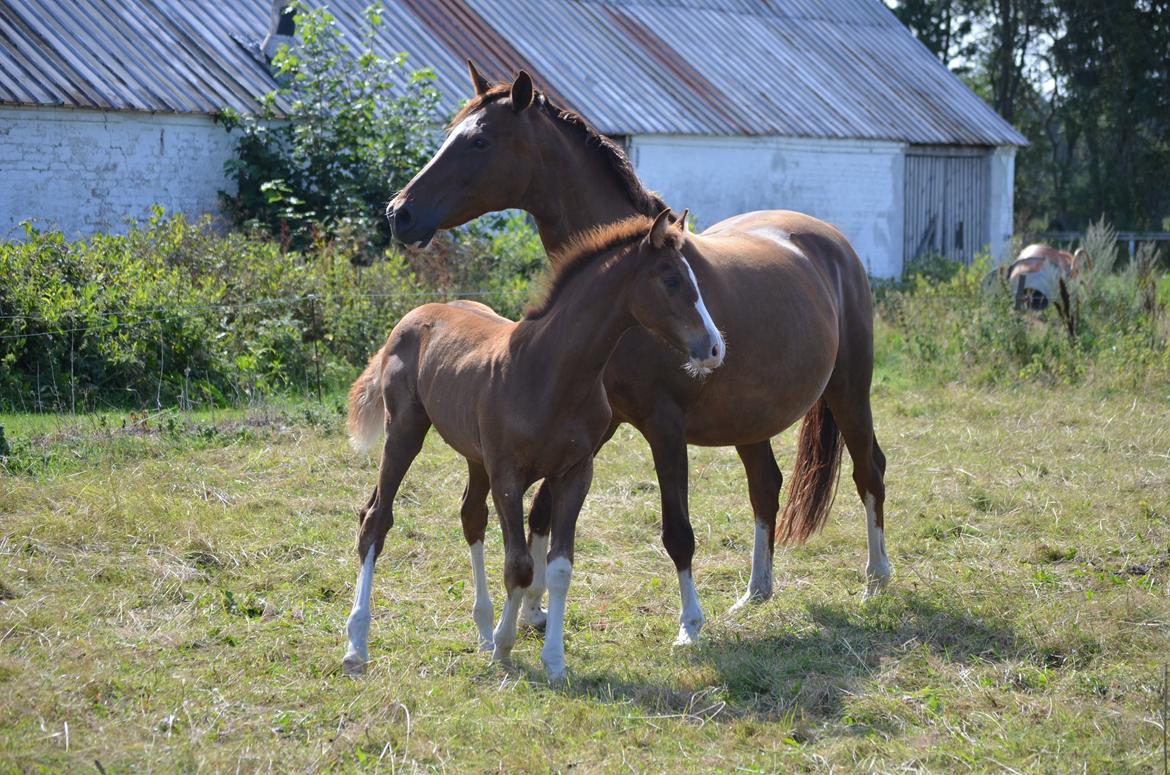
[876,241,1170,389]
[219,1,439,256]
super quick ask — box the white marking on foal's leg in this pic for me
[469,541,494,651]
[540,557,572,680]
[731,521,774,612]
[673,569,705,646]
[491,586,526,664]
[520,533,549,631]
[864,493,892,599]
[343,545,376,676]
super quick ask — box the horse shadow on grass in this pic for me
[524,590,1024,726]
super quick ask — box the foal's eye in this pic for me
[663,274,681,290]
[471,137,489,149]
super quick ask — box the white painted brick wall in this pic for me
[630,134,907,277]
[0,106,238,239]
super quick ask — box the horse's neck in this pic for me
[513,258,637,401]
[523,120,648,253]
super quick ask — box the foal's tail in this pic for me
[347,351,385,452]
[775,397,844,544]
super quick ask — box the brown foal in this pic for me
[343,211,723,678]
[386,65,892,646]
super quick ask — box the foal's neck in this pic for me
[522,115,651,254]
[514,252,638,400]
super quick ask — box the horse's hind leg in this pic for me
[460,460,494,651]
[344,403,430,676]
[730,441,782,612]
[823,387,891,598]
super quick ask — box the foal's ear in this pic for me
[648,208,673,249]
[467,59,490,96]
[510,70,535,112]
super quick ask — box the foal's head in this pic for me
[626,210,725,374]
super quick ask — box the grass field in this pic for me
[2,368,1170,772]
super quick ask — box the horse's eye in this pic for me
[663,274,681,290]
[471,137,488,149]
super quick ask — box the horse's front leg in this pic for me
[488,472,533,664]
[643,412,704,646]
[459,460,495,651]
[540,457,593,680]
[344,406,430,677]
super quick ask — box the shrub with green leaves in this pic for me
[219,1,439,256]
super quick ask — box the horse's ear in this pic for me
[674,209,689,234]
[1074,247,1093,273]
[648,208,672,249]
[510,70,535,113]
[467,60,490,96]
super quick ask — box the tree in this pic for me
[219,1,440,255]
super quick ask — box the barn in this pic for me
[0,0,1025,277]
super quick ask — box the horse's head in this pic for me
[386,63,542,246]
[629,210,725,375]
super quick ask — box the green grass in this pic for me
[2,380,1169,772]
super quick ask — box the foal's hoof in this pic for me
[542,659,568,684]
[490,646,514,665]
[519,606,548,632]
[477,637,495,653]
[342,651,367,677]
[729,588,771,614]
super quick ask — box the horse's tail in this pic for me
[776,397,844,544]
[348,350,386,452]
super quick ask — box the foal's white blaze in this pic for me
[731,520,774,611]
[681,258,725,371]
[343,545,377,675]
[469,540,494,651]
[520,533,549,629]
[673,569,705,646]
[540,556,573,679]
[864,493,892,599]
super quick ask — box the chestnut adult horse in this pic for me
[344,211,721,678]
[387,66,891,645]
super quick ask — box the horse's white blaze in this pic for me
[491,587,526,663]
[674,569,705,646]
[520,533,549,628]
[540,556,573,678]
[411,114,478,182]
[343,545,377,672]
[864,493,892,598]
[681,258,725,368]
[469,540,494,650]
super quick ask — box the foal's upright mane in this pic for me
[523,215,682,320]
[449,85,669,227]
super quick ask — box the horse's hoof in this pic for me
[490,646,514,664]
[477,637,495,653]
[342,652,367,677]
[673,622,702,647]
[729,588,770,614]
[863,567,893,600]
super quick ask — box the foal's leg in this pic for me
[519,484,551,631]
[540,457,592,680]
[730,441,783,612]
[488,473,534,664]
[643,414,703,646]
[824,390,891,599]
[343,405,430,676]
[460,460,494,651]
[522,421,618,631]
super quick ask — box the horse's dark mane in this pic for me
[448,84,669,222]
[522,215,682,320]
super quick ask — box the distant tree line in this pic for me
[887,0,1170,233]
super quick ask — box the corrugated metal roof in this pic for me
[0,0,1027,146]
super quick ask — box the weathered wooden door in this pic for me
[903,147,990,270]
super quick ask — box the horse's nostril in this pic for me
[711,345,719,358]
[396,205,413,227]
